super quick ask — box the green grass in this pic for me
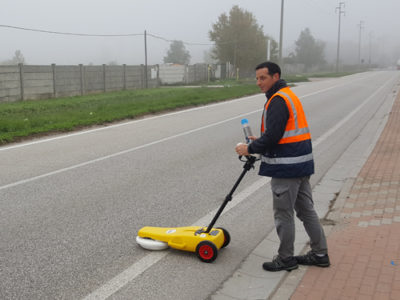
[0,84,260,144]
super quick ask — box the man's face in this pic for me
[256,67,279,93]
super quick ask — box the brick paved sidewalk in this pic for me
[290,92,400,300]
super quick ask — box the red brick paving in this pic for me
[290,91,400,299]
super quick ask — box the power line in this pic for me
[146,33,214,46]
[0,24,215,46]
[0,24,143,37]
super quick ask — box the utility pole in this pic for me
[357,21,364,65]
[335,2,345,72]
[279,0,284,65]
[144,30,148,88]
[233,40,238,79]
[233,40,237,70]
[368,31,373,67]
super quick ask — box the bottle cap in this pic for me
[241,119,248,125]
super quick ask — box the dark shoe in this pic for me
[262,256,298,272]
[295,251,330,267]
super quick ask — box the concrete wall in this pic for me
[0,65,20,101]
[0,64,158,102]
[54,65,81,97]
[158,63,210,85]
[23,65,54,100]
[159,64,186,84]
[187,64,208,83]
[0,63,216,102]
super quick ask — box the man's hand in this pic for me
[235,143,249,156]
[248,136,257,141]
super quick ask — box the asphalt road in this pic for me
[1,70,399,300]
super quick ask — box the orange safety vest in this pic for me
[258,86,314,177]
[261,86,311,144]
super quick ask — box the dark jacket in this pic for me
[248,80,314,178]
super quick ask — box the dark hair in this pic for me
[255,62,281,78]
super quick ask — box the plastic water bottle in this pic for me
[241,119,253,143]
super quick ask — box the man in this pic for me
[235,62,330,272]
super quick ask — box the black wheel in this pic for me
[196,241,218,263]
[217,227,231,248]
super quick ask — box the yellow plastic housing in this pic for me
[137,226,225,252]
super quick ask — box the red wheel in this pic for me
[196,241,218,263]
[217,227,231,248]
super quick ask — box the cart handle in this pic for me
[204,155,257,233]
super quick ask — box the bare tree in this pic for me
[1,50,26,65]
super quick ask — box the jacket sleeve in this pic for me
[248,96,289,154]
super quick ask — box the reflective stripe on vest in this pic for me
[261,153,314,165]
[262,87,311,144]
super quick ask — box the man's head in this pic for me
[255,62,281,93]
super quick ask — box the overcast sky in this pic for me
[1,0,400,66]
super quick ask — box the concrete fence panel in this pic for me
[54,65,82,97]
[125,65,143,89]
[84,65,104,94]
[0,65,20,101]
[159,64,185,84]
[187,64,208,83]
[0,63,216,103]
[106,65,124,91]
[23,65,53,100]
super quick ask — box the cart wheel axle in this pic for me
[196,241,218,263]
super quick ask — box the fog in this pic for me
[1,0,400,66]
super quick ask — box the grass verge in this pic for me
[0,70,358,145]
[0,84,259,144]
